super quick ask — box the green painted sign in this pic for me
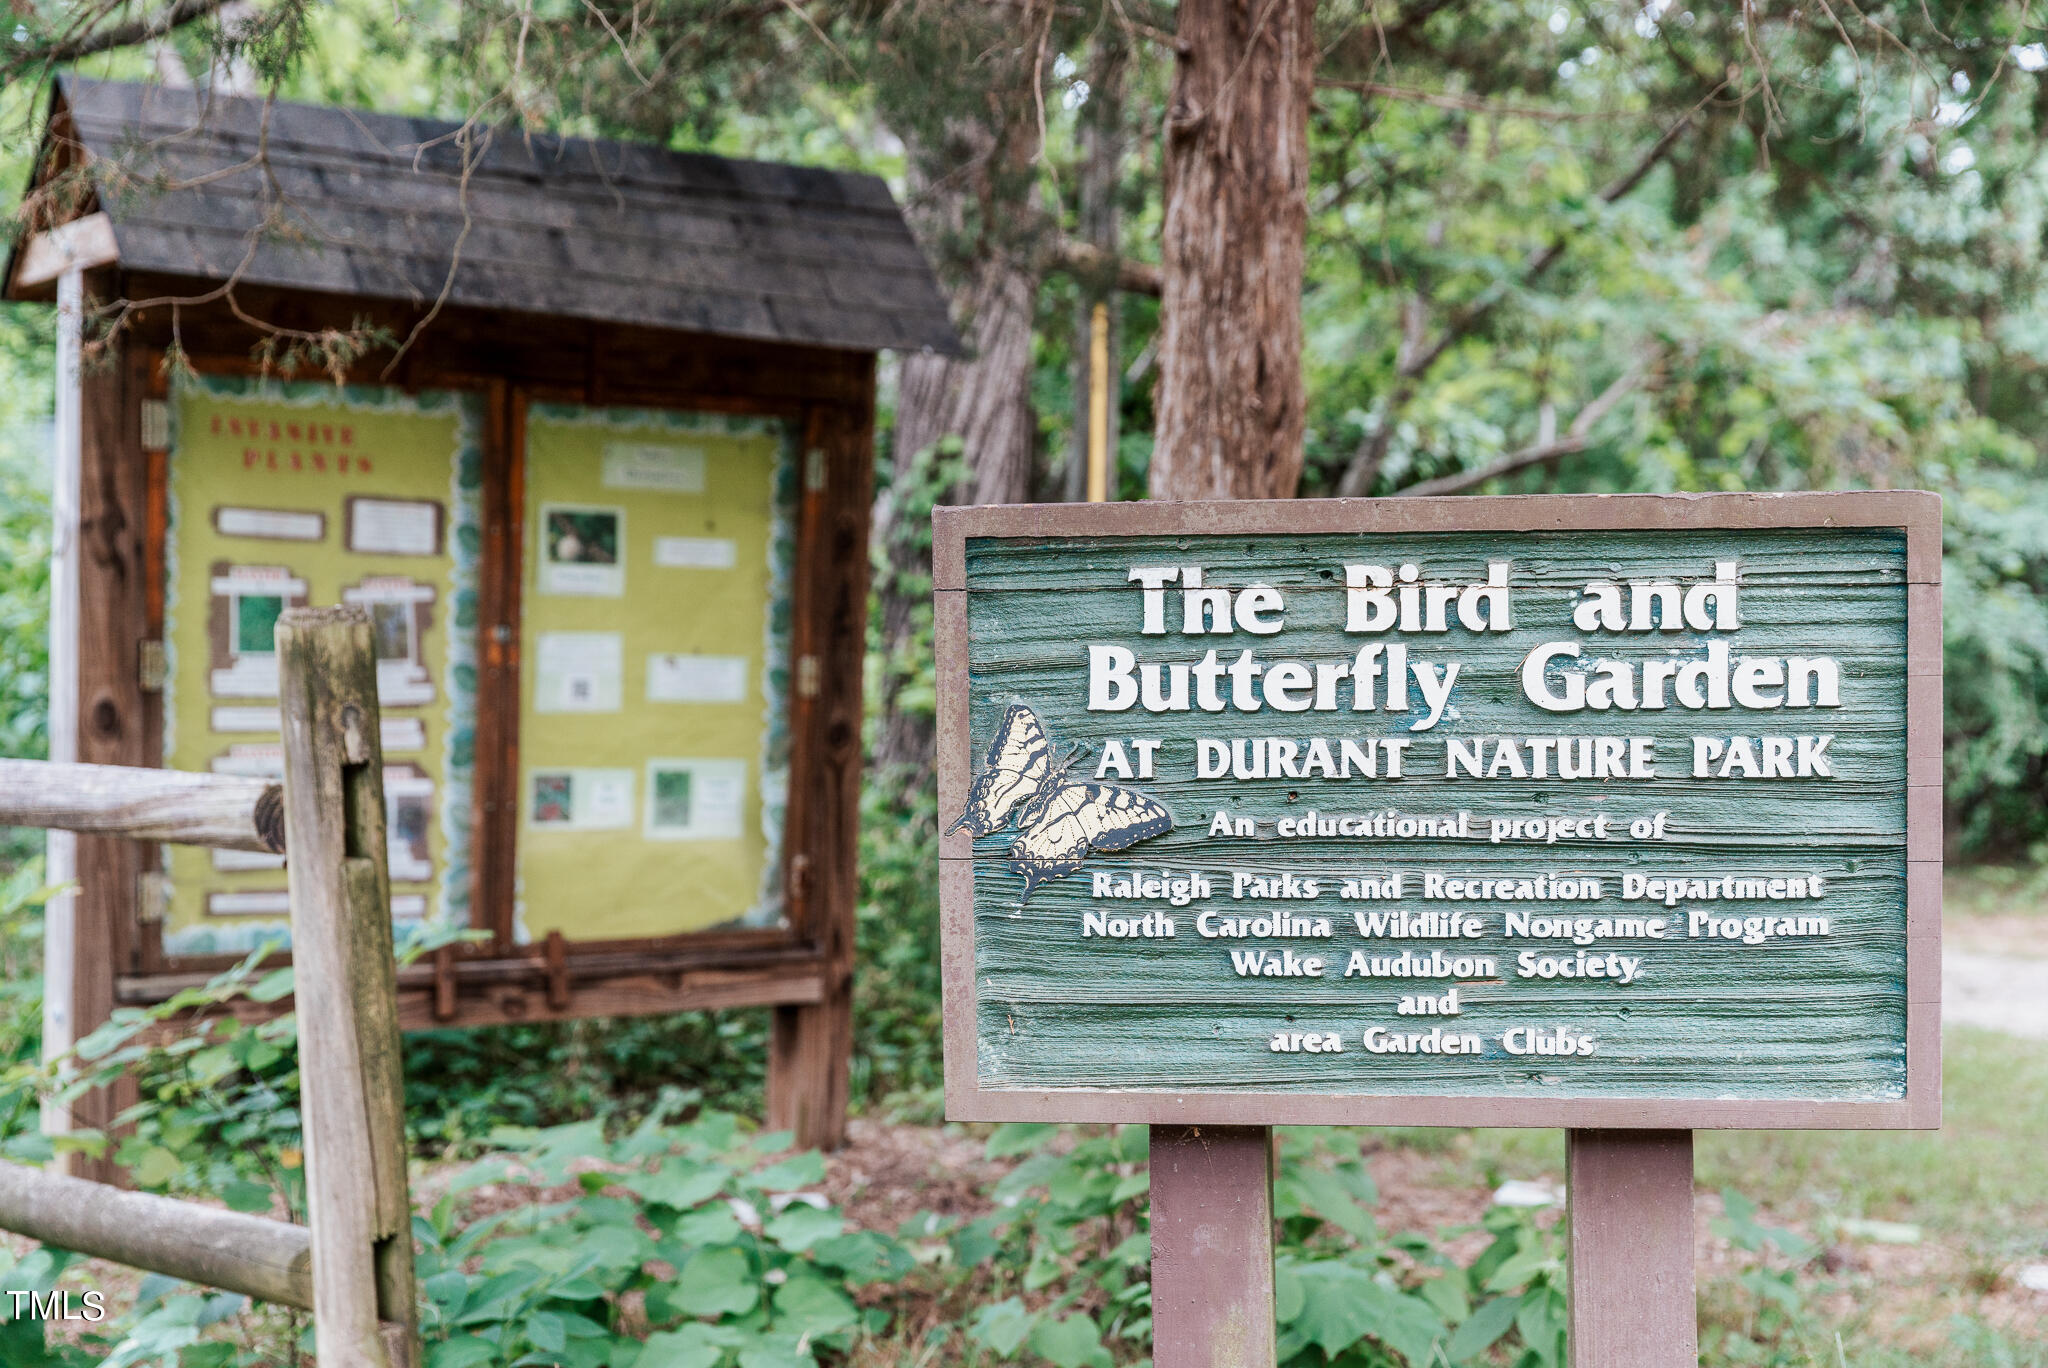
[937,495,1941,1129]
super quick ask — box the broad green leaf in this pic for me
[984,1122,1058,1159]
[635,1325,725,1368]
[771,1276,858,1338]
[736,1334,817,1368]
[221,1179,274,1213]
[1517,1288,1565,1365]
[967,1296,1035,1357]
[1273,1261,1305,1322]
[628,1160,729,1211]
[1482,1246,1551,1293]
[524,1310,567,1352]
[1285,1165,1378,1242]
[1445,1295,1519,1362]
[670,1246,758,1318]
[248,968,296,1002]
[753,1152,827,1190]
[763,1204,844,1253]
[1418,1269,1470,1322]
[950,1217,1003,1268]
[423,1270,472,1316]
[809,1230,914,1283]
[1027,1314,1111,1368]
[671,1204,744,1246]
[1285,1262,1446,1365]
[132,1145,181,1189]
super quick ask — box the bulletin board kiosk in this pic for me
[6,76,958,1159]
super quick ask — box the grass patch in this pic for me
[1696,1027,2048,1256]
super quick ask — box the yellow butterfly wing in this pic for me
[947,704,1052,835]
[1007,783,1173,902]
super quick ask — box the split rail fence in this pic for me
[0,607,418,1368]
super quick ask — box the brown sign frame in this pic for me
[935,490,1942,1131]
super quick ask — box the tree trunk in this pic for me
[871,245,1039,783]
[1150,0,1315,501]
[893,252,1039,511]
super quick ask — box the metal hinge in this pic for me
[137,871,167,923]
[805,448,827,493]
[140,399,169,450]
[138,639,167,692]
[796,654,821,699]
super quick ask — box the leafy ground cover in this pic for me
[0,857,2043,1366]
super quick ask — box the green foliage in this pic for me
[401,1012,769,1155]
[410,1100,892,1368]
[953,1124,1570,1368]
[1941,466,2048,855]
[849,777,944,1104]
[1698,1190,1825,1367]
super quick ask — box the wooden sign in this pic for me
[936,492,1940,1130]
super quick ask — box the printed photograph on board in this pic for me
[539,503,626,596]
[529,767,636,830]
[643,759,747,841]
[208,564,310,699]
[652,767,693,829]
[533,772,575,825]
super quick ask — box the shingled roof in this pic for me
[8,76,960,355]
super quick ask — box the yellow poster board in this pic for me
[515,404,795,942]
[162,377,482,956]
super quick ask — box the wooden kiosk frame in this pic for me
[8,77,960,1160]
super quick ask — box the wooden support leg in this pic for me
[766,991,851,1152]
[278,608,418,1368]
[1150,1125,1277,1368]
[1567,1129,1696,1368]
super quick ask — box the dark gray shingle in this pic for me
[19,77,960,355]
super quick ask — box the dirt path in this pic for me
[1943,947,2048,1040]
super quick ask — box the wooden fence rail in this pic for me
[0,607,416,1368]
[0,760,285,854]
[0,1158,313,1309]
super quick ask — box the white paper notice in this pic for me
[644,759,747,840]
[528,767,636,830]
[652,536,738,570]
[603,442,706,493]
[647,654,748,704]
[216,507,324,541]
[207,890,291,917]
[534,632,624,712]
[210,706,282,733]
[348,498,441,556]
[382,717,428,752]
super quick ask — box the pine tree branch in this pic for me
[1334,106,1698,497]
[1397,108,1695,386]
[5,0,239,78]
[1392,357,1651,498]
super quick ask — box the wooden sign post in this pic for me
[934,492,1940,1367]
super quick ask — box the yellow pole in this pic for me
[1086,301,1111,502]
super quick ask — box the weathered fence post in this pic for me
[276,606,419,1368]
[1149,1126,1278,1368]
[1566,1130,1697,1367]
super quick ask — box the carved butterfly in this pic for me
[950,703,1174,907]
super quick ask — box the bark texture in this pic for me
[870,26,1048,782]
[1151,0,1315,501]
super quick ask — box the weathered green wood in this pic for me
[959,528,1911,1104]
